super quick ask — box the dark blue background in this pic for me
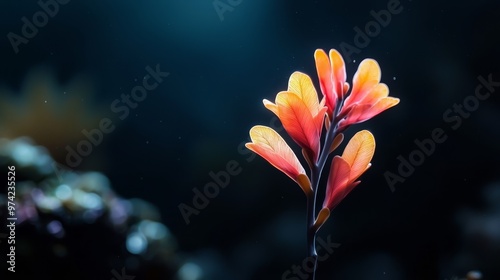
[1,1,500,279]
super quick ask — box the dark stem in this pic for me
[307,98,343,280]
[306,166,320,280]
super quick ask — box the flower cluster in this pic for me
[246,49,399,225]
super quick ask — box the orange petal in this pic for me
[312,207,330,232]
[276,91,320,160]
[297,173,313,195]
[323,156,351,209]
[245,126,310,193]
[314,49,336,115]
[288,72,320,116]
[343,82,350,96]
[344,59,381,108]
[329,133,344,154]
[357,83,389,106]
[263,99,278,116]
[342,130,375,182]
[348,97,400,126]
[329,49,347,99]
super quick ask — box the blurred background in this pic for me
[0,0,499,279]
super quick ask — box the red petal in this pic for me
[314,49,336,115]
[338,103,372,131]
[323,156,351,210]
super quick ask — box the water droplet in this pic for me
[44,100,47,103]
[393,77,396,80]
[353,60,356,63]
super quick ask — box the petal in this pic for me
[329,133,344,154]
[288,72,320,116]
[327,181,362,210]
[342,130,375,182]
[323,156,351,210]
[329,49,347,99]
[287,72,327,134]
[357,83,389,106]
[297,174,312,195]
[263,99,278,116]
[301,148,313,170]
[312,207,330,232]
[344,59,381,108]
[346,97,400,126]
[245,126,310,193]
[339,103,372,131]
[313,106,327,136]
[276,91,320,160]
[314,49,336,115]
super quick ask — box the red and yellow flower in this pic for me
[246,48,399,211]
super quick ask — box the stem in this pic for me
[307,98,343,279]
[306,167,319,280]
[307,128,338,279]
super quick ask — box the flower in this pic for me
[246,48,398,205]
[246,48,399,278]
[323,130,375,210]
[245,125,312,195]
[263,72,327,163]
[313,49,400,131]
[314,49,348,117]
